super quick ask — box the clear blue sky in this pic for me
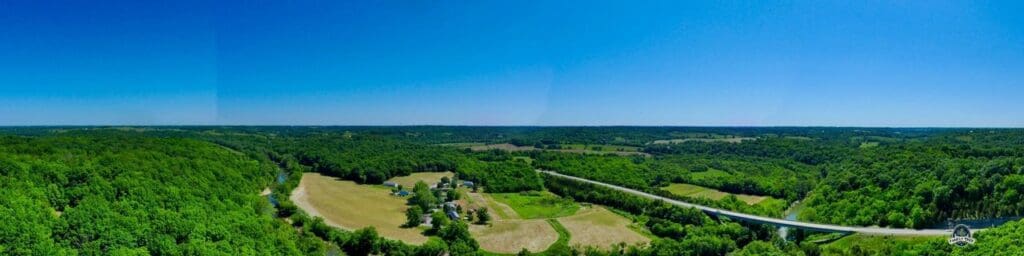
[2,1,1022,126]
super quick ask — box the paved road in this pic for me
[539,170,954,236]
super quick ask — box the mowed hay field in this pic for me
[663,183,769,205]
[385,171,454,188]
[470,220,558,253]
[557,206,650,250]
[290,173,428,245]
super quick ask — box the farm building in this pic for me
[395,190,410,197]
[383,181,399,188]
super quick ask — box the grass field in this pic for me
[470,220,558,253]
[385,171,454,189]
[687,168,734,181]
[513,156,534,164]
[662,183,770,205]
[490,192,580,219]
[557,206,650,249]
[859,141,880,148]
[290,173,428,245]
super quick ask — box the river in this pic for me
[778,200,803,241]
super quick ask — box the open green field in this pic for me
[662,183,771,205]
[290,173,428,245]
[687,168,734,181]
[385,171,454,189]
[859,141,880,148]
[490,191,580,219]
[512,156,534,164]
[557,206,650,250]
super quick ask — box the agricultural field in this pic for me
[465,189,650,253]
[662,183,771,205]
[489,191,580,219]
[385,171,454,189]
[556,206,651,250]
[464,191,560,253]
[290,173,429,245]
[470,220,559,253]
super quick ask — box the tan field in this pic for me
[290,173,428,245]
[385,171,454,189]
[557,206,650,249]
[663,183,768,205]
[470,220,558,253]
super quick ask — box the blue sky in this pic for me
[1,1,1022,126]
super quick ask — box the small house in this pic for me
[446,210,460,220]
[462,181,475,187]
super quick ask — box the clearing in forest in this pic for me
[662,183,769,205]
[385,171,454,189]
[556,206,650,250]
[290,173,428,245]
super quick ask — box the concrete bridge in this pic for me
[539,170,954,236]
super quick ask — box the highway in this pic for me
[539,170,954,236]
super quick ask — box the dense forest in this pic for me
[0,133,324,255]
